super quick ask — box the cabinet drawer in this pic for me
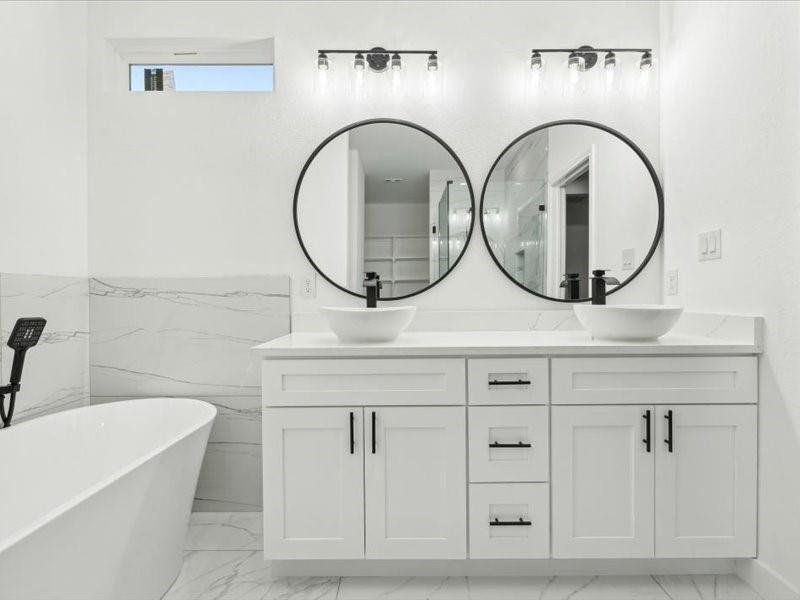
[468,358,548,405]
[468,406,548,482]
[469,483,549,559]
[551,356,757,405]
[262,358,466,406]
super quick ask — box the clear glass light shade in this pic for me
[391,53,402,71]
[317,53,329,71]
[354,53,365,71]
[530,52,543,70]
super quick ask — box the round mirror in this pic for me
[480,120,663,302]
[295,119,475,300]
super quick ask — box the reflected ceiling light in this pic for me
[316,47,439,74]
[353,52,365,71]
[529,45,653,74]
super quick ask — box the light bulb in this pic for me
[354,52,365,71]
[530,51,543,70]
[568,51,585,71]
[427,52,438,71]
[317,52,329,71]
[640,51,653,71]
[391,53,402,71]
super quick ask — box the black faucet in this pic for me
[363,272,382,308]
[590,269,620,305]
[560,273,582,301]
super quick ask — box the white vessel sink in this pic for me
[321,306,416,343]
[573,304,683,341]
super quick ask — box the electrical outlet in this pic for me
[300,272,316,299]
[666,269,678,296]
[622,248,635,270]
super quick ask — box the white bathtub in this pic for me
[0,397,216,600]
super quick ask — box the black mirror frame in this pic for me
[294,118,476,301]
[479,119,664,303]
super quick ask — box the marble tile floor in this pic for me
[164,513,764,600]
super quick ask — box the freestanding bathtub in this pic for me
[0,397,216,600]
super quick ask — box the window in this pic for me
[129,64,274,92]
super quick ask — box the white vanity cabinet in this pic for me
[257,332,760,569]
[365,407,466,559]
[551,405,656,558]
[551,358,758,559]
[263,407,365,559]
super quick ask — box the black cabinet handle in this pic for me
[371,411,376,454]
[490,517,532,526]
[642,409,652,453]
[349,411,355,454]
[488,379,531,386]
[489,441,532,448]
[664,409,674,453]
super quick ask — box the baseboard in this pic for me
[270,558,734,577]
[736,559,800,600]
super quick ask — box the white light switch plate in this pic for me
[666,269,678,296]
[698,229,722,262]
[622,248,635,270]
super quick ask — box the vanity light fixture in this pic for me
[353,52,366,71]
[316,47,439,73]
[427,52,438,71]
[640,50,653,71]
[530,45,653,73]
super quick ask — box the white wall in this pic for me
[86,1,661,315]
[660,1,800,594]
[0,1,88,276]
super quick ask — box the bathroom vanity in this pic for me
[255,326,760,569]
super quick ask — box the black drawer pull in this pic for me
[642,409,652,453]
[490,517,532,527]
[664,409,674,453]
[489,441,532,448]
[488,379,531,386]
[349,411,355,454]
[371,410,376,454]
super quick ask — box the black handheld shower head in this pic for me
[7,317,46,386]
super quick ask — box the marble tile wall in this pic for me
[0,274,90,422]
[89,276,291,511]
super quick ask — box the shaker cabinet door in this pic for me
[263,407,365,559]
[655,405,757,558]
[552,405,655,558]
[364,407,467,559]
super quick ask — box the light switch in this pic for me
[707,228,722,260]
[698,229,722,262]
[666,269,678,296]
[622,248,635,270]
[698,232,709,261]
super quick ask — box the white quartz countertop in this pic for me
[253,329,760,358]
